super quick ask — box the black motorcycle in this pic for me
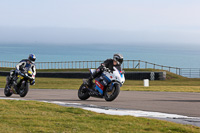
[4,65,35,97]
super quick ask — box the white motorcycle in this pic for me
[78,67,125,101]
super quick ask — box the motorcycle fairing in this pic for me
[95,79,104,94]
[89,69,96,74]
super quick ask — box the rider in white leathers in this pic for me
[9,54,36,85]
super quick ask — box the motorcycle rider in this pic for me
[8,54,36,86]
[85,53,123,87]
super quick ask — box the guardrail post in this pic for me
[145,62,147,69]
[199,68,200,78]
[176,68,178,75]
[87,61,88,69]
[127,60,129,69]
[74,61,76,69]
[138,60,140,69]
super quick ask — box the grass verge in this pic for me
[0,100,199,133]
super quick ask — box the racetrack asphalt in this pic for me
[0,88,199,117]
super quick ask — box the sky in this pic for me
[0,0,200,46]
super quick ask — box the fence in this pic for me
[0,60,199,78]
[180,68,200,78]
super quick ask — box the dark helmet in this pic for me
[113,53,123,65]
[28,54,36,63]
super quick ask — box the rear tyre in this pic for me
[78,84,90,100]
[19,82,29,97]
[4,76,12,97]
[104,84,120,102]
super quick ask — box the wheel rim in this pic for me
[79,86,87,95]
[19,84,26,95]
[5,85,10,92]
[106,87,116,98]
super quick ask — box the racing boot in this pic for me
[84,70,100,88]
[7,70,15,86]
[6,77,13,89]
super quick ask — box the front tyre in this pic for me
[4,85,12,97]
[19,82,29,97]
[4,76,12,97]
[78,84,90,100]
[104,84,120,102]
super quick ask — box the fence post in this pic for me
[145,62,147,69]
[199,68,200,78]
[127,60,129,69]
[138,60,140,69]
[87,61,88,69]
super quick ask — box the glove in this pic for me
[105,68,111,73]
[30,80,35,85]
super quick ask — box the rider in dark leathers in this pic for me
[8,54,36,86]
[85,53,123,87]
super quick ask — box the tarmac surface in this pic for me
[0,88,200,127]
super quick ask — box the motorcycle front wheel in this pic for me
[104,84,120,101]
[78,84,90,100]
[4,76,12,97]
[19,81,29,97]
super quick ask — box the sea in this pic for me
[0,44,200,68]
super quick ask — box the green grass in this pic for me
[0,100,199,133]
[1,76,200,92]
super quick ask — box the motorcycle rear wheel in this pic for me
[104,84,120,101]
[78,84,90,100]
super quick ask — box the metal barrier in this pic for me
[0,60,199,78]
